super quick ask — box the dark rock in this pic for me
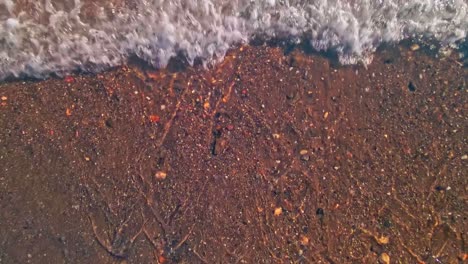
[316,208,324,218]
[408,81,416,92]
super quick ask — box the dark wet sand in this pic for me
[0,45,467,263]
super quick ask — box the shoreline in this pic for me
[1,37,467,82]
[0,44,466,263]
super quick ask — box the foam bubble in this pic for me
[0,0,467,80]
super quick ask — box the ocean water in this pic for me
[0,0,467,80]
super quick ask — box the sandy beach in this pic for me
[0,44,467,263]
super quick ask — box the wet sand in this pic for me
[0,45,467,263]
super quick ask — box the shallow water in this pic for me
[1,0,467,79]
[0,45,466,263]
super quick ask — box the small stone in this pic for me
[316,208,324,218]
[377,236,389,245]
[323,112,329,119]
[300,235,309,246]
[286,92,296,100]
[149,115,160,123]
[64,76,75,83]
[84,156,90,161]
[379,253,390,264]
[272,133,281,139]
[408,81,416,92]
[274,207,282,216]
[1,96,7,101]
[105,119,113,128]
[299,149,308,155]
[155,171,167,180]
[461,154,467,160]
[410,44,420,51]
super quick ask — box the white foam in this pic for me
[0,0,467,80]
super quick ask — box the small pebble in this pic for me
[272,133,281,139]
[299,149,308,155]
[64,76,75,83]
[155,171,167,180]
[461,155,467,160]
[379,253,390,264]
[1,96,7,101]
[377,236,389,245]
[274,207,282,216]
[149,115,160,123]
[410,44,420,51]
[316,208,324,218]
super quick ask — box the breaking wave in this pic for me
[0,0,467,79]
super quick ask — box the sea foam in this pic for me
[0,0,467,80]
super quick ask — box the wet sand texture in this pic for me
[0,45,467,263]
